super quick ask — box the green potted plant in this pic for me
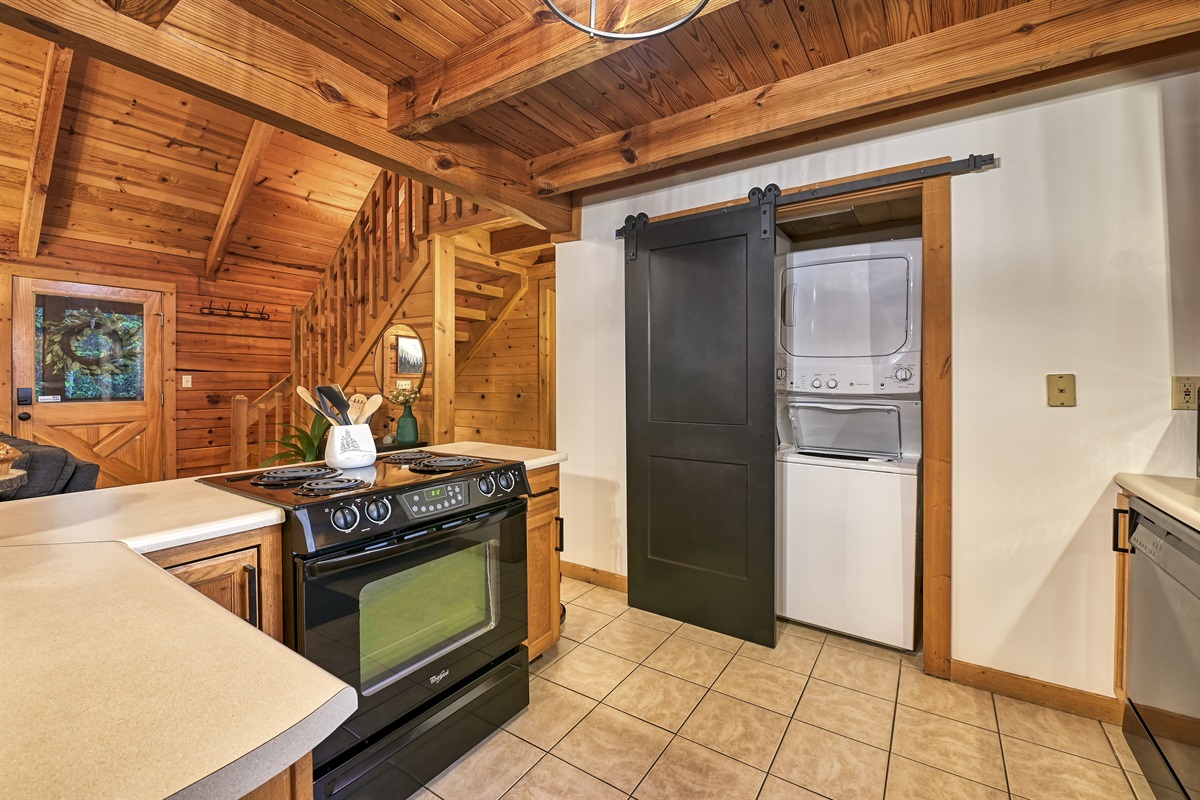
[263,414,331,466]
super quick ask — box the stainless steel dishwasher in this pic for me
[1121,498,1200,799]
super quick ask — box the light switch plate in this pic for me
[181,375,192,388]
[1172,376,1199,410]
[396,379,412,390]
[1046,374,1076,407]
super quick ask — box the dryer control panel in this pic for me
[776,360,920,395]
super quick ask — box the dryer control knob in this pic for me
[826,379,838,389]
[895,368,913,382]
[811,379,823,389]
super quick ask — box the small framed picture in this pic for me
[395,333,424,375]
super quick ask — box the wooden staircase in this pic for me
[227,169,533,468]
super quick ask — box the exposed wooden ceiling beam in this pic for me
[205,120,274,280]
[527,0,1200,194]
[101,0,181,28]
[0,0,574,233]
[387,0,741,138]
[18,42,72,259]
[489,225,553,257]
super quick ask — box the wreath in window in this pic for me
[43,308,143,378]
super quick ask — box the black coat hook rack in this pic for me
[200,301,270,320]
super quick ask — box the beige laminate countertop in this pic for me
[0,479,352,800]
[0,475,284,551]
[425,441,566,472]
[1115,473,1200,530]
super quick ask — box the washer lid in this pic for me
[786,401,902,459]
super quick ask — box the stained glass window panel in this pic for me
[34,294,145,402]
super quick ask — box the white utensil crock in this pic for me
[325,423,376,469]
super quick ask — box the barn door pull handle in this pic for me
[244,564,260,628]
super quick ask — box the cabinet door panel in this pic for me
[167,547,258,626]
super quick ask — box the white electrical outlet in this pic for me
[181,375,192,388]
[1172,376,1199,410]
[396,379,412,390]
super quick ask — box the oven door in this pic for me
[296,498,528,767]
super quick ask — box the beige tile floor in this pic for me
[417,579,1151,800]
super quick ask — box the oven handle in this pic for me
[305,500,527,579]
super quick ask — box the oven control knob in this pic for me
[811,379,822,389]
[895,367,913,382]
[478,475,496,496]
[826,379,838,389]
[365,499,391,524]
[498,471,515,492]
[331,506,359,532]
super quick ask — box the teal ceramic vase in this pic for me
[394,404,419,446]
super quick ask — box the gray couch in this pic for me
[0,432,99,499]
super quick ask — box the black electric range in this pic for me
[197,450,533,800]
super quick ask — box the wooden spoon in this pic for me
[358,394,383,425]
[348,394,367,425]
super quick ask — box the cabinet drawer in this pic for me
[526,465,560,517]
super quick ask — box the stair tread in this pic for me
[455,278,504,299]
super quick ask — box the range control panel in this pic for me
[289,463,531,554]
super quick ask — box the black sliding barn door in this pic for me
[624,189,778,647]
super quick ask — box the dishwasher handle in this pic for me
[1112,508,1131,554]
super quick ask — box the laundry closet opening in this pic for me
[772,169,952,678]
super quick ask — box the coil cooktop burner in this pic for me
[292,477,368,497]
[251,466,341,487]
[408,456,483,474]
[381,450,436,465]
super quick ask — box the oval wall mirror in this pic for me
[372,323,426,395]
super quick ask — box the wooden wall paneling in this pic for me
[922,175,953,678]
[205,120,275,279]
[0,26,50,249]
[19,43,73,258]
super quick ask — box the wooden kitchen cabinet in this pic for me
[145,524,284,643]
[525,465,562,660]
[147,525,311,800]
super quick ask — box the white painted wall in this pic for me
[556,54,1200,696]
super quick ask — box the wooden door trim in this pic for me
[632,160,954,676]
[2,262,178,479]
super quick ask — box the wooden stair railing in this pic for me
[291,171,494,394]
[229,375,292,470]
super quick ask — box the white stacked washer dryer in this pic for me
[775,238,922,650]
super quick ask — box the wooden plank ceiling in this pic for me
[3,0,1199,234]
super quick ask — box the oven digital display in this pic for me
[423,486,447,501]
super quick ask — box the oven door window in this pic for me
[358,540,499,695]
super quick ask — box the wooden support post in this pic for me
[205,120,274,280]
[431,235,456,444]
[231,395,248,471]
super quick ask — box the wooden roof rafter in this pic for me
[205,120,275,280]
[0,0,574,233]
[18,42,72,259]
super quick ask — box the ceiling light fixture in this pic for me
[541,0,709,39]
